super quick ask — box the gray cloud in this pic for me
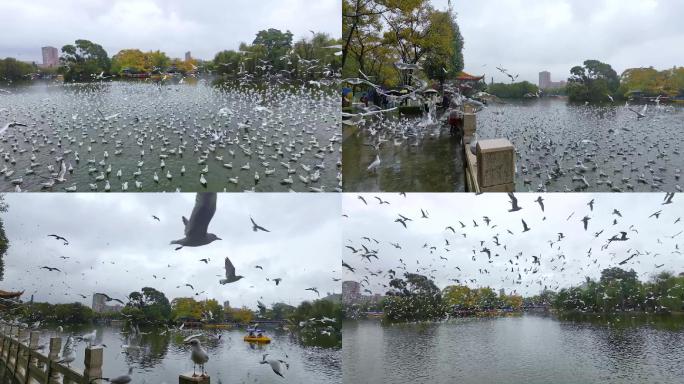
[342,193,684,297]
[430,0,684,84]
[0,0,341,61]
[2,193,341,310]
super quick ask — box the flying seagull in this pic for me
[508,193,522,212]
[250,217,270,232]
[48,234,69,245]
[219,257,244,284]
[96,293,124,305]
[305,287,320,296]
[40,266,61,272]
[521,219,531,232]
[171,193,221,250]
[261,354,289,378]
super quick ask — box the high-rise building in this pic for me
[342,281,361,304]
[92,293,123,313]
[539,71,551,89]
[41,46,59,68]
[539,71,567,89]
[223,300,230,309]
[185,51,192,62]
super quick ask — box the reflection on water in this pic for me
[342,119,465,192]
[34,325,340,383]
[343,315,684,384]
[0,80,340,192]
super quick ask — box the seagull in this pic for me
[171,193,221,250]
[40,266,61,272]
[152,215,160,221]
[95,293,124,305]
[581,216,590,231]
[587,199,594,211]
[534,196,544,212]
[219,257,244,284]
[663,192,674,205]
[186,339,209,377]
[99,367,133,383]
[250,217,270,232]
[273,278,282,286]
[48,234,69,245]
[305,287,320,296]
[521,219,531,232]
[508,192,522,212]
[261,354,289,378]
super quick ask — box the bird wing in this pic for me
[224,257,235,278]
[185,192,217,237]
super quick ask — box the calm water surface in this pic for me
[343,315,684,384]
[34,325,340,384]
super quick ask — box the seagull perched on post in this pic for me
[186,339,209,377]
[171,193,221,250]
[219,257,244,284]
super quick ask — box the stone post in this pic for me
[180,373,210,384]
[476,138,515,192]
[83,346,103,383]
[463,113,476,144]
[26,331,39,382]
[46,337,61,384]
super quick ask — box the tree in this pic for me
[124,287,171,324]
[0,58,35,81]
[231,307,254,324]
[59,39,111,82]
[213,50,243,76]
[566,59,619,102]
[487,81,539,98]
[111,49,147,73]
[252,28,293,71]
[171,297,203,321]
[384,272,445,321]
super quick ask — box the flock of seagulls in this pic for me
[0,71,342,192]
[343,193,683,306]
[477,99,682,192]
[2,192,339,382]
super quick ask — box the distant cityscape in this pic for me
[342,281,383,306]
[17,47,195,69]
[538,70,566,89]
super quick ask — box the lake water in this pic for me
[32,324,340,383]
[342,113,465,192]
[342,98,684,192]
[0,80,340,192]
[478,99,684,192]
[343,315,684,384]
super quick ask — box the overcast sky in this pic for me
[0,0,341,62]
[1,193,341,310]
[343,193,684,297]
[429,0,684,84]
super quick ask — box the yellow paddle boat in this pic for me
[243,335,271,343]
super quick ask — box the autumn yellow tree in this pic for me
[171,297,203,321]
[231,306,254,324]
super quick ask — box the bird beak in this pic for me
[216,237,222,240]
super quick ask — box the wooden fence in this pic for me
[0,324,101,384]
[0,324,210,384]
